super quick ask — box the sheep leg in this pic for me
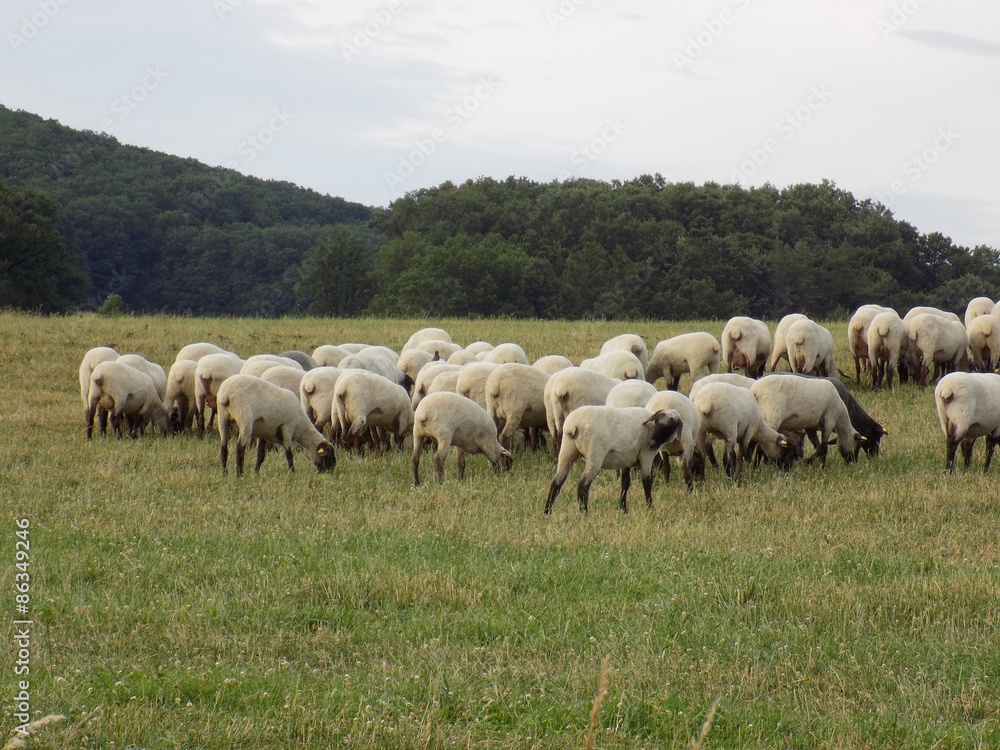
[98,407,109,435]
[984,436,998,472]
[944,434,960,472]
[680,458,694,491]
[659,450,671,483]
[411,440,423,487]
[961,437,976,469]
[250,438,266,473]
[456,449,466,480]
[722,441,739,478]
[434,439,452,484]
[641,469,655,509]
[85,403,97,440]
[235,440,247,477]
[618,468,631,513]
[669,375,681,391]
[576,460,603,513]
[545,447,579,515]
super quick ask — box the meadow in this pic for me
[1,312,996,749]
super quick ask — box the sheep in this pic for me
[533,354,574,376]
[646,332,721,390]
[359,345,399,365]
[867,311,909,388]
[332,368,414,451]
[688,372,755,401]
[338,351,406,386]
[175,342,236,363]
[767,313,807,372]
[312,344,350,368]
[402,327,452,353]
[485,363,551,451]
[164,359,198,432]
[964,297,994,328]
[397,349,436,394]
[692,382,794,477]
[750,374,864,465]
[195,353,246,437]
[261,365,306,395]
[79,346,119,435]
[906,313,969,388]
[966,315,1000,373]
[86,360,171,439]
[116,354,167,401]
[785,318,839,379]
[934,372,1000,472]
[903,306,961,324]
[299,366,344,437]
[240,359,287,378]
[454,362,501,409]
[544,406,683,514]
[412,363,462,409]
[600,333,648,372]
[465,341,494,357]
[447,350,478,366]
[217,374,336,476]
[482,343,530,365]
[426,369,461,395]
[411,391,512,485]
[416,339,464,360]
[605,379,658,408]
[243,354,304,370]
[279,350,319,371]
[645,390,704,489]
[721,316,771,378]
[543,367,622,455]
[580,351,644,381]
[848,305,895,383]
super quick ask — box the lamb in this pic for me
[402,327,452,353]
[411,391,512,485]
[482,343,530,365]
[164,358,198,433]
[532,355,574,376]
[411,363,462,409]
[543,367,622,455]
[195,353,246,437]
[261,365,306,395]
[175,342,236,363]
[311,344,350,368]
[785,318,839,378]
[767,313,807,372]
[964,297,994,328]
[217,374,336,476]
[544,406,683,514]
[906,313,969,387]
[332,368,414,451]
[645,332,721,390]
[721,316,771,378]
[848,305,895,383]
[79,346,119,435]
[580,351,644,381]
[279,350,319,371]
[867,311,909,388]
[750,374,864,465]
[299,366,344,437]
[116,354,167,400]
[485,363,551,451]
[604,379,657,408]
[965,315,1000,373]
[934,372,1000,472]
[692,382,794,477]
[600,334,648,372]
[645,390,704,489]
[86,360,171,439]
[454,362,501,409]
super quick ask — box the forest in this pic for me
[1,104,997,318]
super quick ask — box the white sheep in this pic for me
[332,368,414,451]
[906,312,969,387]
[86,360,171,439]
[175,342,236,363]
[338,351,406,386]
[848,305,895,383]
[544,406,683,514]
[217,374,336,476]
[580,350,644,381]
[646,332,721,390]
[600,333,649,372]
[164,358,198,432]
[260,365,306,395]
[688,372,755,401]
[721,316,771,378]
[750,374,863,465]
[903,306,961,324]
[605,379,658,408]
[966,315,1000,373]
[543,367,622,455]
[532,354,574,376]
[279,350,319,370]
[397,349,436,394]
[964,297,995,328]
[79,346,119,435]
[767,313,807,372]
[411,391,512,485]
[195,353,246,437]
[116,354,167,401]
[785,318,839,378]
[412,363,462,409]
[299,366,344,437]
[482,343,530,365]
[934,372,1000,472]
[312,344,350,368]
[645,390,704,489]
[426,369,461,395]
[465,341,494,357]
[867,311,908,388]
[416,339,464,360]
[485,363,551,451]
[455,362,501,409]
[692,381,794,477]
[402,327,452,353]
[447,350,479,366]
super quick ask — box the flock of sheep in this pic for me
[78,296,1000,513]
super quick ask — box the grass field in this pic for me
[1,312,997,749]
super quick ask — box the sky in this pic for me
[3,0,999,249]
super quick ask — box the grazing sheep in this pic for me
[116,354,167,401]
[688,372,755,401]
[965,297,995,328]
[299,366,343,437]
[645,390,704,489]
[465,341,495,357]
[359,345,400,365]
[867,311,909,388]
[848,305,895,383]
[767,313,807,372]
[934,372,1000,471]
[86,360,171,439]
[482,343,530,365]
[175,342,236,363]
[402,327,452,353]
[412,363,462,409]
[966,315,1000,373]
[906,313,969,388]
[164,359,198,433]
[338,343,376,354]
[544,407,683,514]
[600,334,649,372]
[543,368,622,455]
[605,379,657,408]
[411,391,512,485]
[333,368,414,451]
[217,374,336,476]
[312,344,350,368]
[581,351,644,381]
[397,349,436,394]
[485,363,551,451]
[646,332,721,390]
[79,346,119,435]
[279,350,319,371]
[240,359,286,378]
[195,353,246,437]
[261,365,306,395]
[416,339,464,360]
[533,354,574,376]
[721,316,771,378]
[455,362,501,409]
[692,382,794,477]
[903,306,961,324]
[338,351,406,386]
[786,318,839,378]
[750,374,864,465]
[243,354,304,370]
[426,369,461,395]
[447,349,478,366]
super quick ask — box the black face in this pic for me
[648,414,683,451]
[314,443,337,472]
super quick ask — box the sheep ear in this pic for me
[642,411,663,425]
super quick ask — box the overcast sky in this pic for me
[3,0,998,248]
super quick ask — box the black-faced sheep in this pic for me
[646,332,721,390]
[299,366,343,438]
[848,304,895,383]
[543,368,622,455]
[786,318,839,379]
[485,363,551,452]
[867,311,909,388]
[966,315,1000,373]
[164,359,198,433]
[934,372,1000,472]
[905,312,969,388]
[79,346,119,435]
[455,362,502,409]
[86,360,172,439]
[645,390,704,489]
[333,368,414,452]
[600,333,649,373]
[195,353,246,437]
[767,313,807,372]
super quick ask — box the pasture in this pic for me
[2,312,997,749]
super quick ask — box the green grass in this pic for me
[1,312,997,749]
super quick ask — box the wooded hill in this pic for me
[1,104,997,318]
